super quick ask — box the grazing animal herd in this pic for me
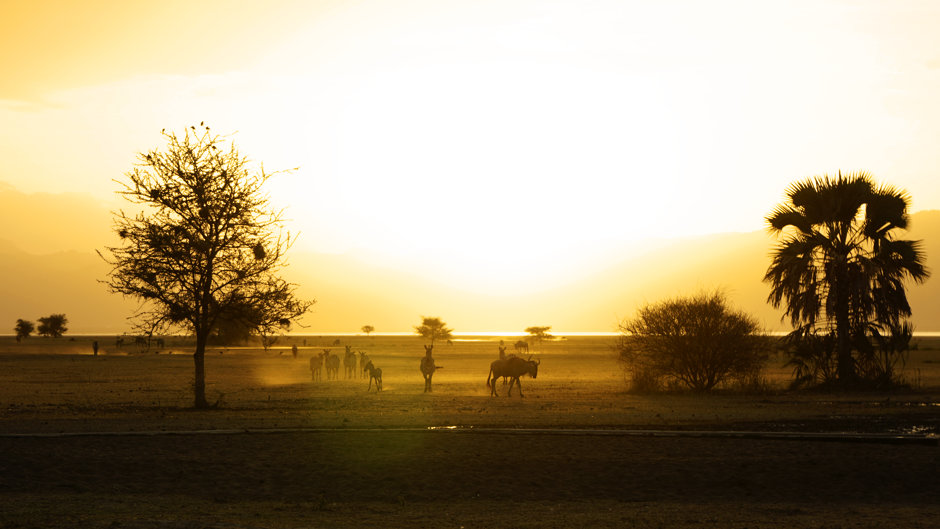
[304,342,539,396]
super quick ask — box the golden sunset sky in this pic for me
[2,0,940,306]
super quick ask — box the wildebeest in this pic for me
[420,345,442,392]
[343,345,357,379]
[487,356,540,397]
[310,352,324,381]
[363,360,382,392]
[514,340,529,354]
[323,349,341,380]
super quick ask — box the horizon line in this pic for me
[4,331,620,338]
[9,331,940,338]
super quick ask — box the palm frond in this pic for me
[865,186,909,238]
[766,205,812,234]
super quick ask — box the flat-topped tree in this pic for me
[525,326,552,348]
[101,124,313,408]
[415,316,452,347]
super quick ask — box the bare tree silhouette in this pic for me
[101,124,312,408]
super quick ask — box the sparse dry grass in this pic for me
[1,335,939,528]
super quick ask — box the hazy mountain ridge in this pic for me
[0,242,137,334]
[542,210,940,332]
[1,182,938,333]
[0,184,115,254]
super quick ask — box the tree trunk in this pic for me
[835,288,856,384]
[193,329,210,409]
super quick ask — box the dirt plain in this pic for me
[1,334,939,528]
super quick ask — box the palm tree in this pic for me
[764,171,929,383]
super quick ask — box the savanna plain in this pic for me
[1,335,939,528]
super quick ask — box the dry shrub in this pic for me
[618,291,771,392]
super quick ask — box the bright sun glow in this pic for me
[3,1,940,329]
[250,4,711,292]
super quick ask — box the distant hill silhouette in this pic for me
[533,209,939,333]
[0,183,114,254]
[0,242,137,334]
[1,182,937,334]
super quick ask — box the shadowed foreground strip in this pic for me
[1,426,936,445]
[1,430,938,528]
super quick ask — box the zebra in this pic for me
[343,345,357,379]
[310,352,324,381]
[513,340,529,354]
[420,344,442,393]
[358,351,371,379]
[323,349,341,380]
[363,360,382,392]
[495,346,513,386]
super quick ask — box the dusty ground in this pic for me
[1,335,939,528]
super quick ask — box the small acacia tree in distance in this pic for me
[361,325,375,336]
[525,326,552,348]
[618,291,769,392]
[415,316,452,346]
[37,314,68,338]
[102,124,312,408]
[14,319,34,342]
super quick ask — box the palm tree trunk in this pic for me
[835,292,856,383]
